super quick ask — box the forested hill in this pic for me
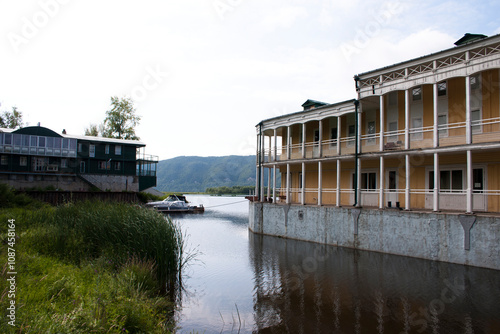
[155,155,257,192]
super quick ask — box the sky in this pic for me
[1,0,500,160]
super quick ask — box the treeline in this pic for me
[205,185,255,195]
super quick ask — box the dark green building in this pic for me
[0,126,157,192]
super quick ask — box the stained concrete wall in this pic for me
[249,203,500,270]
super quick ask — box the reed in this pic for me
[25,201,186,295]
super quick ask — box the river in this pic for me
[173,195,500,333]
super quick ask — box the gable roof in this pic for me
[454,33,488,46]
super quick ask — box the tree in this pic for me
[0,106,23,129]
[102,96,141,140]
[84,123,100,136]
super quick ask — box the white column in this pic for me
[433,153,440,211]
[405,89,410,150]
[260,131,265,202]
[433,83,439,147]
[379,156,384,209]
[405,154,410,210]
[267,167,272,200]
[273,128,278,162]
[465,75,472,145]
[337,116,342,155]
[302,123,306,159]
[286,163,290,204]
[287,126,291,160]
[318,119,323,157]
[357,158,362,207]
[318,161,322,206]
[268,135,272,162]
[380,95,385,152]
[336,159,341,207]
[301,162,306,205]
[272,165,276,203]
[466,150,473,213]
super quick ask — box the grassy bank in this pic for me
[0,186,186,333]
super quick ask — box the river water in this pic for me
[173,195,500,333]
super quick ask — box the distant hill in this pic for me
[156,155,258,193]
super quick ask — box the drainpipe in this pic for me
[257,122,262,201]
[354,100,359,207]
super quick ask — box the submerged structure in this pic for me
[0,125,158,192]
[250,33,500,270]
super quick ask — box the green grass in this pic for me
[0,194,187,333]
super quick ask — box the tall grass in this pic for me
[24,201,186,296]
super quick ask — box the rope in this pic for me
[203,199,248,209]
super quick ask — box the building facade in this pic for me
[251,34,500,269]
[0,126,158,192]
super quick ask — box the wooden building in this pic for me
[0,126,158,192]
[256,33,500,214]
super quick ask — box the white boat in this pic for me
[146,195,204,213]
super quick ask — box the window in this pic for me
[388,91,398,106]
[4,134,12,145]
[314,130,320,147]
[62,138,69,149]
[438,81,447,96]
[388,121,398,142]
[61,159,68,168]
[105,144,110,154]
[115,145,122,155]
[470,75,480,90]
[354,172,377,190]
[20,156,27,166]
[429,169,463,192]
[114,161,121,170]
[38,137,45,147]
[78,143,83,153]
[1,156,8,165]
[388,171,397,191]
[412,87,422,101]
[471,109,482,134]
[438,114,448,138]
[89,145,95,158]
[98,161,111,170]
[473,168,483,192]
[13,134,22,146]
[46,137,54,148]
[330,127,338,147]
[367,120,376,145]
[80,161,85,173]
[411,118,423,141]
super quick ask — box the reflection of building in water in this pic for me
[249,233,500,333]
[250,33,500,270]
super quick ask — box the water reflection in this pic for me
[249,233,500,333]
[176,196,500,333]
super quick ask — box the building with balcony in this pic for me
[250,33,500,270]
[0,125,158,192]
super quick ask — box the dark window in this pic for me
[412,87,422,101]
[438,81,447,96]
[388,171,397,190]
[473,168,483,192]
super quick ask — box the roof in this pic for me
[3,126,146,146]
[301,99,329,109]
[454,33,488,46]
[257,98,357,128]
[356,32,500,78]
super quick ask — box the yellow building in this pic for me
[256,33,500,214]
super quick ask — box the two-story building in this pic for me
[250,33,500,270]
[0,125,158,192]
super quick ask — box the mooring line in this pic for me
[204,199,248,209]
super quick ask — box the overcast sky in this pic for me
[1,0,499,160]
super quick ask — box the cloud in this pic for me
[259,6,308,31]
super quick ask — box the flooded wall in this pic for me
[249,203,500,270]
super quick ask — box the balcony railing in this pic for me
[259,117,500,163]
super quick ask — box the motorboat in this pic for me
[145,195,204,213]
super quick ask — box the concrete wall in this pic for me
[80,174,139,192]
[0,174,91,191]
[249,203,500,270]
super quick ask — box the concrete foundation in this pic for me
[249,203,500,270]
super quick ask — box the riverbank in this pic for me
[0,185,184,333]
